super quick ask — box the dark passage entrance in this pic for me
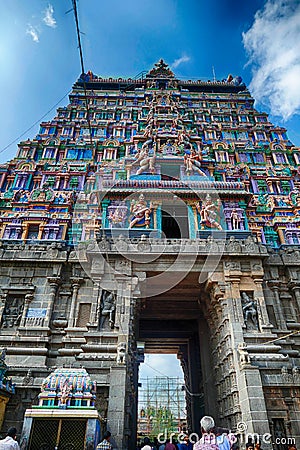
[161,204,189,238]
[131,272,218,450]
[162,211,181,238]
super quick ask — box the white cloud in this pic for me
[26,24,39,43]
[43,4,57,28]
[243,0,300,120]
[171,55,190,69]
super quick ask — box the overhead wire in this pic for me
[1,0,93,158]
[71,0,95,156]
[0,91,71,156]
[69,0,300,417]
[142,360,203,397]
[259,329,300,345]
[70,0,116,285]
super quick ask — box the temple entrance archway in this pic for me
[134,272,218,441]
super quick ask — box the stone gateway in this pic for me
[0,61,299,449]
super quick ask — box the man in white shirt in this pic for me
[0,427,20,450]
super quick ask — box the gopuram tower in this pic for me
[0,60,299,449]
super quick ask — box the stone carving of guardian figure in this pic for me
[241,291,259,330]
[99,290,116,330]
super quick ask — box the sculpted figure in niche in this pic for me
[237,342,250,365]
[184,148,206,176]
[281,367,293,383]
[244,235,259,253]
[197,195,222,230]
[230,209,241,230]
[1,297,24,328]
[241,292,259,329]
[292,366,300,383]
[129,194,152,228]
[99,290,116,329]
[116,342,126,365]
[59,378,71,407]
[227,236,242,253]
[108,202,128,228]
[132,140,156,175]
[266,196,276,210]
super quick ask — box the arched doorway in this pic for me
[134,272,217,441]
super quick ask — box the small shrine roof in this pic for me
[146,59,175,79]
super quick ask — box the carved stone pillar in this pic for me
[37,222,46,240]
[266,179,274,193]
[178,346,192,432]
[68,277,84,327]
[206,277,242,427]
[235,363,272,450]
[107,365,128,450]
[267,281,288,329]
[223,265,244,325]
[89,254,105,329]
[106,275,133,450]
[0,291,8,324]
[45,277,60,327]
[91,280,102,328]
[288,283,300,321]
[253,276,273,331]
[20,293,34,327]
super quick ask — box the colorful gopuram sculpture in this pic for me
[20,368,101,449]
[0,61,299,449]
[0,58,298,244]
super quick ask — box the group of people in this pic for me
[138,416,232,450]
[137,416,297,450]
[1,417,298,450]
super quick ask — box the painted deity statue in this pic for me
[197,195,222,230]
[184,147,206,176]
[129,194,152,228]
[131,140,156,175]
[108,202,128,228]
[59,379,71,407]
[230,209,241,230]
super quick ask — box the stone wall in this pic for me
[0,240,299,448]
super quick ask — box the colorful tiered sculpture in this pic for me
[38,368,96,408]
[0,59,298,244]
[0,61,299,450]
[21,368,101,449]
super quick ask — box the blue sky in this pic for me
[1,0,300,163]
[140,354,184,379]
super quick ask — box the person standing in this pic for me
[194,416,231,450]
[96,431,113,450]
[165,438,177,450]
[0,427,20,450]
[141,437,152,450]
[178,435,193,450]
